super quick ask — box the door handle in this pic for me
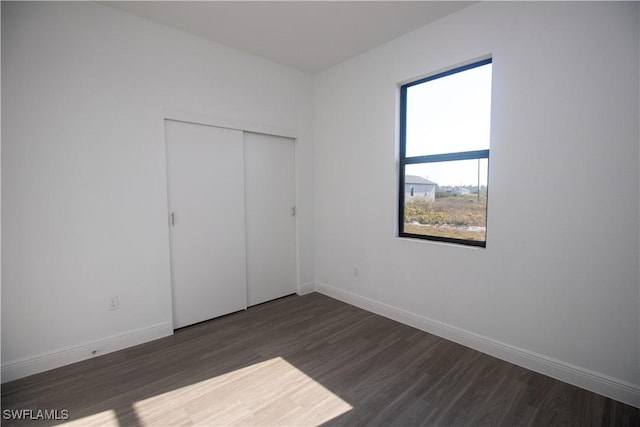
[170,212,175,226]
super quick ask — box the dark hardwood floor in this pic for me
[2,293,638,426]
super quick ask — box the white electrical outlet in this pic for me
[108,296,119,311]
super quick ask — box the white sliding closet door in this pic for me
[245,132,296,306]
[165,120,247,329]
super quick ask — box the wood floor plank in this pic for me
[466,363,529,426]
[2,293,638,426]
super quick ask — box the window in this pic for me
[399,58,492,247]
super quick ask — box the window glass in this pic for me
[403,160,488,242]
[405,63,492,157]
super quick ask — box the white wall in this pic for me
[1,1,314,379]
[314,1,639,405]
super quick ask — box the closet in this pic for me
[165,119,296,329]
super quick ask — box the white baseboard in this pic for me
[297,282,316,295]
[1,322,174,383]
[315,282,640,408]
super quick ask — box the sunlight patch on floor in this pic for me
[131,357,352,426]
[61,409,119,426]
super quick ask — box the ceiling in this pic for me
[104,1,474,73]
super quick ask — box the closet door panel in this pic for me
[166,120,247,329]
[245,132,296,306]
